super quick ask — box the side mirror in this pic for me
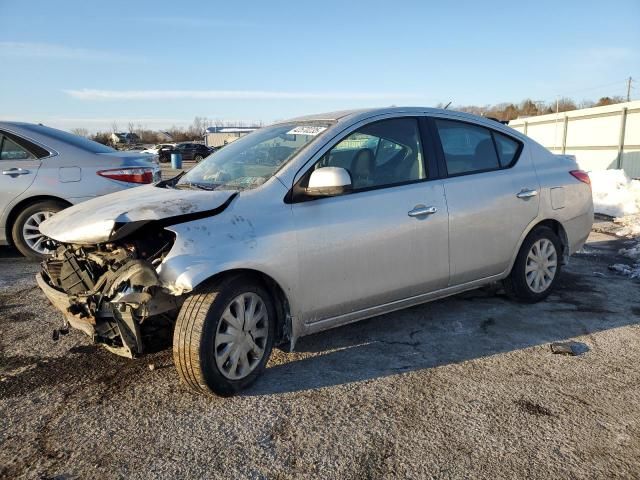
[306,167,352,197]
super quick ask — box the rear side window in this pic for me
[494,132,520,167]
[0,136,36,160]
[435,119,499,175]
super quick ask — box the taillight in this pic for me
[97,167,154,184]
[570,170,591,187]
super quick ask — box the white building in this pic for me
[204,126,257,147]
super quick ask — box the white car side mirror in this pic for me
[306,167,353,197]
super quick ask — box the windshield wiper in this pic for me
[175,181,217,191]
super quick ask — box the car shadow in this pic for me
[245,235,638,396]
[0,246,24,259]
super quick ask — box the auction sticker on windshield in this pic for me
[286,126,327,136]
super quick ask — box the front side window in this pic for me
[435,119,499,175]
[314,117,425,191]
[0,136,36,160]
[177,122,329,191]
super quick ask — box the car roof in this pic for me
[278,107,524,138]
[0,121,117,154]
[281,107,480,124]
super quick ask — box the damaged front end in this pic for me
[38,229,180,358]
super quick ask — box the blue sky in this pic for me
[1,0,638,131]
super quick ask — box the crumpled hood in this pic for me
[40,184,237,244]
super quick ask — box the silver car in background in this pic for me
[0,122,161,257]
[36,107,593,396]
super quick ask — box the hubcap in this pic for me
[22,211,55,255]
[214,293,269,380]
[525,238,557,293]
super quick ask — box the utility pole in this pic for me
[627,76,632,102]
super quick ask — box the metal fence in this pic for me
[508,100,640,178]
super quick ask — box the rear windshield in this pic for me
[18,124,116,154]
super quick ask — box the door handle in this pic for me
[2,168,31,176]
[516,189,538,199]
[408,205,437,217]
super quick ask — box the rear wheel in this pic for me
[173,275,275,396]
[12,200,66,259]
[194,154,203,162]
[503,226,562,303]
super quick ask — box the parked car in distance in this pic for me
[158,142,213,163]
[0,122,161,258]
[140,143,176,157]
[37,107,593,396]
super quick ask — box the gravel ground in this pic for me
[1,226,640,479]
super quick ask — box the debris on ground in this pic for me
[589,195,640,279]
[550,342,590,356]
[550,342,576,355]
[609,263,640,279]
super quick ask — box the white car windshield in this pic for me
[176,123,329,191]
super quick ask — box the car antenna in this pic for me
[444,101,452,110]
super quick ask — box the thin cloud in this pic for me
[64,89,426,101]
[140,16,253,28]
[0,42,141,62]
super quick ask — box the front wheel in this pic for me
[173,275,275,396]
[194,154,203,162]
[503,226,562,303]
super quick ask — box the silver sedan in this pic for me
[0,122,160,257]
[37,107,593,396]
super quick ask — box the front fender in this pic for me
[157,192,300,315]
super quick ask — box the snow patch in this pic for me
[605,209,640,280]
[589,169,640,217]
[613,214,640,238]
[609,263,640,279]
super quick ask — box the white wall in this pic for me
[509,101,640,178]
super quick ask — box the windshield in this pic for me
[176,123,329,191]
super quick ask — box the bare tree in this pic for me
[595,96,625,106]
[519,99,539,117]
[91,131,111,145]
[111,121,119,133]
[189,117,205,138]
[70,127,89,137]
[555,97,577,113]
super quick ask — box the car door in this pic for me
[431,117,540,285]
[0,132,43,219]
[291,117,449,324]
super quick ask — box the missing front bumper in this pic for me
[37,272,179,358]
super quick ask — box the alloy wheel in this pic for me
[22,211,55,255]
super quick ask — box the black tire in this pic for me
[194,154,203,162]
[12,200,66,259]
[503,226,562,303]
[173,275,276,396]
